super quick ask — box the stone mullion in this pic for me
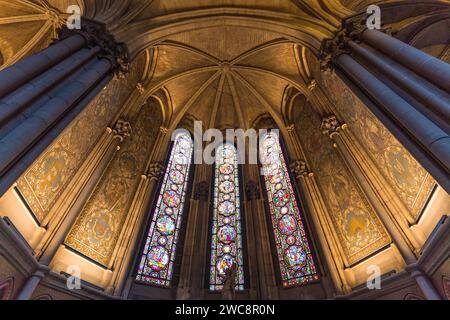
[188,163,212,299]
[286,123,350,294]
[176,192,200,299]
[246,165,278,299]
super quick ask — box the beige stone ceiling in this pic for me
[149,29,309,131]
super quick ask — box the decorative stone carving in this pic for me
[160,126,169,135]
[194,181,209,201]
[307,80,317,92]
[286,124,295,133]
[57,18,130,78]
[245,180,260,200]
[136,83,145,94]
[320,115,343,138]
[146,163,164,181]
[290,160,312,179]
[112,119,132,141]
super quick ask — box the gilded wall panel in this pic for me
[294,99,391,266]
[16,55,146,223]
[319,73,435,221]
[64,101,162,266]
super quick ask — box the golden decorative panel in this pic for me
[320,73,435,221]
[64,101,162,266]
[294,100,391,266]
[16,56,145,223]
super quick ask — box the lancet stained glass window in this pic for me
[209,144,245,291]
[136,132,193,287]
[260,132,318,287]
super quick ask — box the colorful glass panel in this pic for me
[260,132,319,287]
[136,132,193,287]
[209,144,245,291]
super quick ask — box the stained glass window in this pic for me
[136,132,193,287]
[260,132,319,287]
[209,144,245,291]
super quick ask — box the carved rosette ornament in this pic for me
[290,160,312,179]
[146,163,164,181]
[245,180,261,200]
[112,119,132,141]
[194,181,209,201]
[320,115,344,139]
[57,18,130,78]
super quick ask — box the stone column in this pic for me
[16,266,49,300]
[319,16,450,193]
[0,19,130,197]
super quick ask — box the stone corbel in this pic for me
[320,115,345,139]
[290,160,313,179]
[245,180,261,201]
[112,119,132,142]
[145,163,164,181]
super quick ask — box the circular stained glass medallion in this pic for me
[218,225,236,243]
[219,164,234,174]
[163,191,180,208]
[156,216,176,235]
[286,235,296,245]
[147,246,169,271]
[273,189,289,207]
[219,181,234,193]
[216,254,234,275]
[284,246,306,271]
[278,215,297,235]
[218,201,235,215]
[169,170,184,184]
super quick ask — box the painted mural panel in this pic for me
[320,73,435,221]
[294,100,391,266]
[16,55,146,223]
[64,101,162,266]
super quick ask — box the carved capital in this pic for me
[160,127,169,135]
[57,18,130,78]
[286,124,295,133]
[194,181,209,201]
[136,83,145,94]
[245,181,260,200]
[307,80,317,92]
[146,163,164,181]
[112,119,132,141]
[320,115,343,138]
[290,160,312,179]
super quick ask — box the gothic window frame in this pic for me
[207,142,247,292]
[259,130,320,288]
[134,130,195,288]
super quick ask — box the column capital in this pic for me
[245,180,261,200]
[194,181,209,201]
[112,119,132,142]
[146,163,164,181]
[320,115,344,138]
[286,124,295,133]
[57,18,130,78]
[160,127,169,135]
[307,80,318,92]
[290,160,313,179]
[136,83,145,95]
